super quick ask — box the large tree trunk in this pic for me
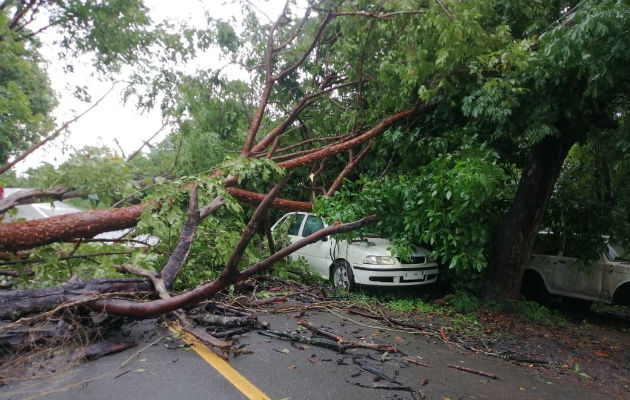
[482,133,576,302]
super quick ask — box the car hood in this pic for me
[348,237,430,257]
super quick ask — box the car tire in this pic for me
[331,261,355,291]
[562,297,593,311]
[520,270,548,304]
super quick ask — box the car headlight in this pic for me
[363,255,396,265]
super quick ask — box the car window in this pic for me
[287,214,305,236]
[532,233,562,255]
[301,215,324,237]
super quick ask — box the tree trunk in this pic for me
[482,133,576,302]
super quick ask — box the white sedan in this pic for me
[271,212,440,290]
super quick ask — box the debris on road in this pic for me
[447,364,498,379]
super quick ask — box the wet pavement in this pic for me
[0,309,613,400]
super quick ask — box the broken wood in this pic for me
[259,330,352,353]
[353,359,401,384]
[0,278,153,319]
[448,364,498,379]
[191,314,267,329]
[0,203,146,252]
[404,357,431,367]
[71,340,137,362]
[297,319,400,353]
[161,190,224,287]
[0,319,73,348]
[351,382,414,392]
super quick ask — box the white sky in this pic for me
[16,0,285,174]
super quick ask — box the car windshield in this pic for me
[604,244,628,262]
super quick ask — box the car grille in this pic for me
[396,256,426,264]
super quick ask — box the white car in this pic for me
[522,235,630,306]
[271,212,440,290]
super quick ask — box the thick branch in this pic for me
[251,81,357,153]
[236,215,376,281]
[0,187,82,215]
[272,12,332,81]
[241,2,285,155]
[326,143,372,196]
[161,192,225,287]
[260,133,349,157]
[277,103,431,170]
[0,204,145,252]
[0,278,152,319]
[84,215,376,317]
[225,174,291,275]
[226,187,312,212]
[160,186,201,287]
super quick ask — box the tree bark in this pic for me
[0,204,145,252]
[482,133,576,301]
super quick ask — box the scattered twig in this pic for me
[71,340,137,362]
[448,364,498,379]
[259,330,352,353]
[297,319,400,353]
[404,357,431,367]
[353,359,401,384]
[351,381,414,392]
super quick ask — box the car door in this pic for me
[549,255,603,297]
[296,215,332,278]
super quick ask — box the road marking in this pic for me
[170,325,271,400]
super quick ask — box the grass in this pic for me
[507,299,569,327]
[348,287,575,333]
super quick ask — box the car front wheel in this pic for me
[331,261,355,291]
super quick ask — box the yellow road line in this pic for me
[170,325,271,400]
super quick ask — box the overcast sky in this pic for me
[16,0,284,174]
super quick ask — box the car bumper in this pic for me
[351,264,439,286]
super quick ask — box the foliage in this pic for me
[15,147,136,207]
[385,297,441,314]
[0,12,56,163]
[315,145,510,274]
[164,75,251,176]
[509,299,568,327]
[546,121,630,254]
[9,241,141,289]
[444,290,482,314]
[134,157,284,289]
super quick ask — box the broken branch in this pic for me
[448,364,498,379]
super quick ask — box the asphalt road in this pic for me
[1,311,611,400]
